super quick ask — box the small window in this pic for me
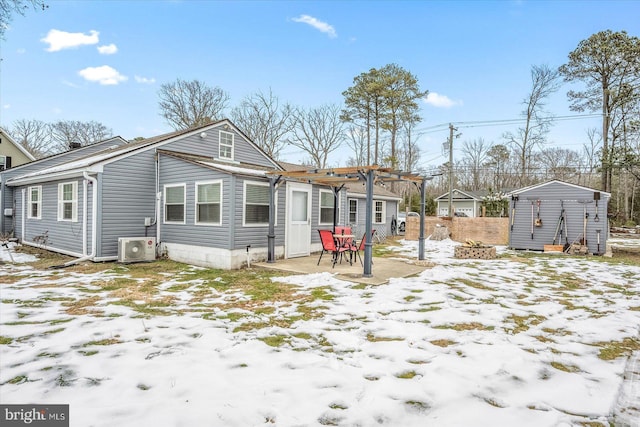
[0,156,5,170]
[195,181,222,225]
[374,200,385,224]
[244,181,272,226]
[28,186,42,219]
[164,184,186,224]
[57,182,78,222]
[319,190,334,225]
[219,131,234,160]
[348,199,357,224]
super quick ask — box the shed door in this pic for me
[286,182,311,258]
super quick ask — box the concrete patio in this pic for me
[255,252,432,286]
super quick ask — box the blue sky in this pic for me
[1,0,638,170]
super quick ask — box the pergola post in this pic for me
[419,177,427,261]
[267,175,281,263]
[363,168,374,277]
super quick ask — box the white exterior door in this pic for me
[286,182,312,258]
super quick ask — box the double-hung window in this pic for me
[164,184,186,224]
[57,182,78,222]
[219,131,234,160]
[319,190,335,225]
[28,186,42,219]
[195,181,222,225]
[348,199,357,225]
[374,200,385,224]
[244,182,271,226]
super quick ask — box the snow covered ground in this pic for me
[1,240,639,427]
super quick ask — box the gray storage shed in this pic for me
[509,180,610,255]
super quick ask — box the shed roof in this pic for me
[511,180,611,197]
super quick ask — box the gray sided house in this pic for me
[509,180,610,255]
[0,120,402,269]
[0,136,129,240]
[343,182,400,240]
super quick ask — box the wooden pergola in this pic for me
[265,165,432,277]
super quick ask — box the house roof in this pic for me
[511,180,611,197]
[5,120,281,186]
[0,127,38,161]
[343,181,401,200]
[157,150,273,178]
[435,188,514,201]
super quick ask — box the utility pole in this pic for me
[448,123,454,217]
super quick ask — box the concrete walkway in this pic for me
[255,254,432,286]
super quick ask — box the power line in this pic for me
[416,113,601,134]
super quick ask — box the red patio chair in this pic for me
[349,230,376,267]
[334,226,353,248]
[317,229,350,267]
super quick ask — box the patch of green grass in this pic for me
[259,335,289,347]
[433,322,494,331]
[503,314,546,334]
[83,338,121,347]
[630,306,640,311]
[42,327,65,335]
[50,318,73,325]
[404,295,417,302]
[366,333,404,342]
[37,352,61,358]
[594,337,640,360]
[395,370,419,379]
[137,384,151,391]
[550,361,581,373]
[329,403,348,410]
[351,283,368,290]
[254,306,276,315]
[0,336,13,345]
[405,400,430,412]
[310,286,335,301]
[457,278,495,291]
[7,375,28,384]
[430,339,457,347]
[292,332,313,340]
[78,350,98,356]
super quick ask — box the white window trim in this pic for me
[373,199,386,224]
[219,130,235,161]
[318,189,335,226]
[243,181,276,227]
[164,183,186,225]
[0,156,6,168]
[195,180,223,226]
[348,198,358,225]
[57,181,78,222]
[27,185,42,219]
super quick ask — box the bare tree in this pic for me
[50,120,112,152]
[287,104,345,169]
[345,124,367,166]
[537,147,580,181]
[503,64,561,186]
[485,144,511,191]
[1,0,47,38]
[10,119,52,158]
[230,89,293,159]
[460,138,490,191]
[158,78,229,130]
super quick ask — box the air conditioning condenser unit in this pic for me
[118,237,156,263]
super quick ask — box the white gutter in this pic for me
[155,151,161,254]
[59,171,97,267]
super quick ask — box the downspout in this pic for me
[155,151,161,254]
[54,171,97,268]
[21,188,26,242]
[82,178,88,256]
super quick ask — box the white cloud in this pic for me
[41,29,99,52]
[3,104,10,110]
[62,80,81,88]
[423,92,463,108]
[97,43,118,55]
[292,15,337,38]
[17,48,26,54]
[78,65,127,85]
[135,75,156,84]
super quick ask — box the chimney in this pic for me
[69,142,82,150]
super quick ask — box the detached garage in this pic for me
[509,180,610,255]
